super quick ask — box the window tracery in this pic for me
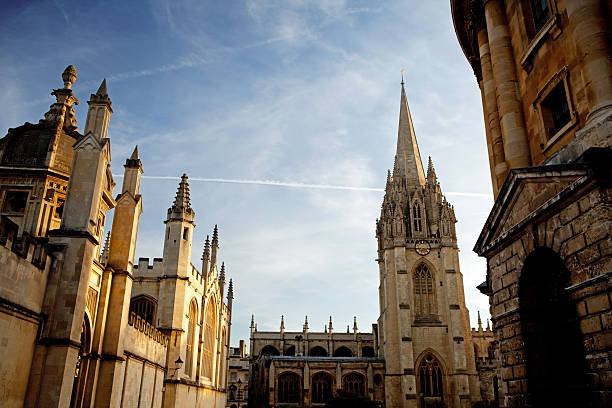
[202,298,217,379]
[278,372,300,403]
[414,263,436,316]
[418,353,443,397]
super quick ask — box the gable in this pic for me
[475,165,589,255]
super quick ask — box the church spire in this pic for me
[395,81,426,187]
[477,311,483,331]
[427,156,437,185]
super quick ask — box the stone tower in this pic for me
[376,82,479,408]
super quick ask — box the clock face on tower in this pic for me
[415,239,431,256]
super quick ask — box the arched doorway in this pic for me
[416,352,443,406]
[311,371,333,403]
[519,247,586,406]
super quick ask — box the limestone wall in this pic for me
[0,234,51,407]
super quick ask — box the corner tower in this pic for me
[376,82,479,408]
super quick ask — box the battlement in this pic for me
[128,312,169,346]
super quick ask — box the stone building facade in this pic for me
[0,66,232,408]
[247,83,491,408]
[248,315,386,407]
[227,340,250,408]
[452,0,611,406]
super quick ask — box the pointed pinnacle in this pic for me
[477,311,482,329]
[212,224,219,245]
[96,78,108,96]
[251,314,255,327]
[280,315,285,330]
[227,279,234,299]
[173,174,191,210]
[130,145,139,160]
[219,262,226,281]
[353,316,358,331]
[202,235,210,261]
[329,316,333,329]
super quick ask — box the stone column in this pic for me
[566,0,612,122]
[484,0,530,169]
[478,25,507,195]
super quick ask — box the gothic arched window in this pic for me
[418,353,443,397]
[129,295,157,325]
[260,345,280,356]
[413,203,422,232]
[278,372,300,403]
[309,346,328,357]
[203,297,217,379]
[361,346,375,357]
[342,372,365,395]
[185,299,197,377]
[311,372,333,403]
[414,263,436,317]
[333,346,353,357]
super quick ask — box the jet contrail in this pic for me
[113,174,492,198]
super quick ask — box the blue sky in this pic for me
[0,0,493,345]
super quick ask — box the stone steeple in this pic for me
[395,80,426,187]
[210,224,219,271]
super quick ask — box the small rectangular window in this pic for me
[183,227,188,240]
[2,191,29,213]
[540,82,571,139]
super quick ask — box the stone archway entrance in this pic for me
[519,247,586,407]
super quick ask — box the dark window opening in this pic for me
[278,372,300,403]
[260,345,279,356]
[530,0,550,32]
[333,346,353,357]
[413,204,422,232]
[541,82,571,138]
[2,191,28,213]
[183,227,189,240]
[129,296,157,325]
[418,354,443,398]
[312,372,333,403]
[285,345,296,356]
[343,372,365,395]
[309,346,328,357]
[362,346,375,357]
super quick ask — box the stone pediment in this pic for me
[474,165,590,255]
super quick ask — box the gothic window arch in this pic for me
[260,345,280,356]
[309,346,328,357]
[129,295,157,325]
[342,372,365,395]
[413,203,422,232]
[185,299,198,377]
[413,263,437,317]
[278,372,301,403]
[333,346,353,357]
[311,372,333,403]
[217,329,227,386]
[361,346,375,357]
[417,353,444,398]
[202,297,217,380]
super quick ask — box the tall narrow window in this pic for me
[312,372,333,403]
[541,82,570,138]
[185,300,197,377]
[418,354,443,398]
[278,372,300,403]
[413,204,422,232]
[530,0,550,32]
[203,298,217,379]
[414,263,436,317]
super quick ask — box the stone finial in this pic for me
[62,65,77,89]
[347,325,350,333]
[303,315,309,331]
[477,311,482,330]
[250,314,255,328]
[280,315,285,331]
[324,324,327,333]
[353,316,358,333]
[130,145,139,160]
[328,316,333,331]
[486,319,490,331]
